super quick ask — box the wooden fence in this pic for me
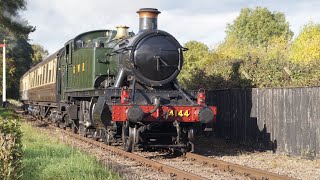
[207,87,320,157]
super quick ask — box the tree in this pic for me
[0,38,34,98]
[290,22,320,64]
[225,7,293,48]
[216,7,292,62]
[32,44,49,66]
[0,0,35,98]
[178,41,211,88]
[0,0,35,38]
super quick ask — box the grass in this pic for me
[0,108,120,180]
[0,108,19,119]
[21,123,120,180]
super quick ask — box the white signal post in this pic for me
[2,39,6,104]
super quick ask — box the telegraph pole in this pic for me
[2,39,6,107]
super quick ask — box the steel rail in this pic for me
[185,153,295,180]
[48,124,207,180]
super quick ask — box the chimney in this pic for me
[137,8,161,31]
[113,26,129,39]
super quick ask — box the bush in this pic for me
[0,117,23,180]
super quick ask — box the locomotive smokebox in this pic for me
[137,8,161,31]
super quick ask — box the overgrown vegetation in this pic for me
[0,109,22,180]
[178,7,320,89]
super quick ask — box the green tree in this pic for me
[178,41,211,88]
[32,44,49,66]
[217,7,292,61]
[290,22,320,64]
[226,7,293,47]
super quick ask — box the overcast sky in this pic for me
[21,0,320,54]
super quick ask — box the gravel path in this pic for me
[196,135,320,180]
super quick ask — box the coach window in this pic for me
[37,73,40,86]
[32,74,34,87]
[33,73,35,87]
[49,69,52,83]
[45,64,48,84]
[42,66,45,84]
[52,61,55,82]
[40,68,42,85]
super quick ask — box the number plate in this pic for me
[167,110,191,117]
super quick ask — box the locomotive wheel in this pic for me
[187,128,195,152]
[122,122,136,152]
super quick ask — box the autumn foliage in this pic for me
[290,23,320,64]
[178,7,320,89]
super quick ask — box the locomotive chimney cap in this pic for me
[137,8,161,31]
[137,8,161,17]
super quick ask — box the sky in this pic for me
[20,0,320,54]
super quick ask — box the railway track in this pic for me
[59,125,204,180]
[18,111,294,180]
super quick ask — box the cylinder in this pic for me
[137,8,161,31]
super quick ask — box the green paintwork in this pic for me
[59,30,118,100]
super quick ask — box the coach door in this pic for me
[59,42,72,100]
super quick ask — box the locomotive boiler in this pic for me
[20,8,217,152]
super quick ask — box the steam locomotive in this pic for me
[19,8,217,152]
